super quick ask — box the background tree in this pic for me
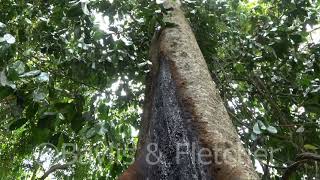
[0,0,319,179]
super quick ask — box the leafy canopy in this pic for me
[0,0,319,179]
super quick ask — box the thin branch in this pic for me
[309,26,320,33]
[282,153,320,180]
[296,153,320,161]
[277,122,319,128]
[39,163,70,180]
[260,162,286,170]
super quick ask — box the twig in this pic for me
[39,163,70,180]
[309,26,320,33]
[282,153,320,180]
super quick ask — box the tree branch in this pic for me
[309,26,320,33]
[282,153,320,180]
[39,163,69,180]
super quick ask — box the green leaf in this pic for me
[93,30,106,41]
[250,133,257,140]
[31,128,51,144]
[98,104,109,119]
[0,71,16,89]
[303,94,320,113]
[253,122,261,134]
[81,2,90,15]
[304,144,318,150]
[86,127,97,139]
[37,112,57,130]
[290,34,303,44]
[26,102,39,119]
[257,120,266,130]
[267,126,278,134]
[49,133,66,148]
[296,126,304,133]
[32,89,46,102]
[71,115,85,132]
[0,86,13,101]
[7,67,19,81]
[57,133,67,150]
[36,72,49,82]
[0,70,8,86]
[20,70,41,78]
[67,4,84,18]
[74,25,82,39]
[12,61,25,74]
[9,118,28,131]
[234,63,245,73]
[304,104,320,114]
[2,33,16,44]
[55,102,74,112]
[0,22,6,28]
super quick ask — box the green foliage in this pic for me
[0,0,319,179]
[184,0,320,178]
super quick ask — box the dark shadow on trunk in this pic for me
[140,56,214,180]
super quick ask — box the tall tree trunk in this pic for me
[120,0,259,179]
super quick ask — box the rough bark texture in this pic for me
[121,0,259,179]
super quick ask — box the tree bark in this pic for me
[120,0,259,179]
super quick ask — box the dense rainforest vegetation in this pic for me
[0,0,319,179]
